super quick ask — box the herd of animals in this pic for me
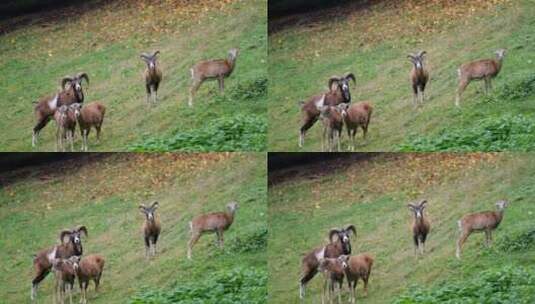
[298,49,507,151]
[30,48,239,152]
[298,199,510,304]
[30,201,239,304]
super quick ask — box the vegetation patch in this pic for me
[128,267,267,304]
[127,114,266,152]
[228,226,268,253]
[497,228,535,252]
[392,266,535,304]
[396,114,535,152]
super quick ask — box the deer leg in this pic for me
[456,79,469,107]
[31,267,50,300]
[218,75,225,93]
[363,275,369,297]
[32,115,51,147]
[187,232,202,260]
[299,266,317,299]
[144,236,150,259]
[412,84,418,107]
[299,116,318,148]
[189,80,202,107]
[69,131,74,152]
[456,230,470,259]
[484,230,492,248]
[145,84,151,104]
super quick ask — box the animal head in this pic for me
[139,201,159,222]
[408,51,427,70]
[59,226,88,255]
[336,103,349,118]
[69,103,82,119]
[140,51,160,71]
[496,199,509,210]
[57,105,69,115]
[337,254,350,269]
[328,73,356,102]
[329,225,357,254]
[67,255,81,271]
[495,49,506,59]
[61,72,89,98]
[407,199,427,219]
[227,201,239,213]
[228,48,239,61]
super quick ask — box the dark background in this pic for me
[268,0,367,18]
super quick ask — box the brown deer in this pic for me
[456,200,509,259]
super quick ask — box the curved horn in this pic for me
[345,224,357,236]
[76,225,88,237]
[61,76,73,89]
[151,201,159,209]
[139,204,146,211]
[152,50,160,57]
[328,229,340,243]
[328,77,340,91]
[419,200,428,207]
[76,72,89,85]
[418,51,427,57]
[59,229,72,243]
[407,203,416,209]
[140,53,151,61]
[344,73,356,85]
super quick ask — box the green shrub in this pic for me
[396,115,535,152]
[129,267,267,304]
[482,74,535,103]
[392,266,535,304]
[127,114,267,152]
[228,227,268,253]
[497,229,535,252]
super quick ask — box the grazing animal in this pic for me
[341,102,373,150]
[299,225,357,299]
[139,201,161,259]
[73,254,105,304]
[408,51,429,107]
[140,51,162,105]
[51,257,78,304]
[70,102,106,151]
[189,48,239,107]
[32,73,89,147]
[456,49,506,107]
[338,254,374,303]
[298,73,356,148]
[456,200,509,259]
[31,226,88,301]
[318,104,346,152]
[187,201,239,260]
[318,257,345,304]
[54,105,77,152]
[407,200,430,256]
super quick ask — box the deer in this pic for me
[455,49,506,107]
[456,200,509,259]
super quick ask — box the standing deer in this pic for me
[189,48,239,107]
[456,200,509,259]
[407,200,430,256]
[455,49,506,107]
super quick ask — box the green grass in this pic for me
[268,0,535,151]
[0,0,267,152]
[0,153,267,303]
[268,153,535,303]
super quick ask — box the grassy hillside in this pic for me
[0,0,267,152]
[268,0,535,151]
[268,153,535,303]
[0,153,267,303]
